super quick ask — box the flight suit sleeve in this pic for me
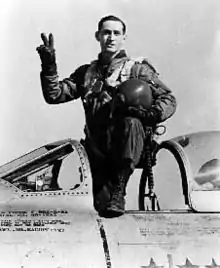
[131,60,177,123]
[40,64,89,104]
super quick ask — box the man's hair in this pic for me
[98,15,126,34]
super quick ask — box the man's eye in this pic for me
[114,31,121,36]
[103,30,111,35]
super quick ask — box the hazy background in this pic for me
[0,0,220,165]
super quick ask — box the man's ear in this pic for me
[123,34,127,42]
[95,31,100,42]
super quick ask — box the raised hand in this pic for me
[40,33,54,50]
[36,33,56,69]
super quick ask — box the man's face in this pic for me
[96,20,126,55]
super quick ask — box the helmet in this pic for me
[116,78,153,109]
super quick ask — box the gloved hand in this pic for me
[36,33,57,75]
[111,93,126,118]
[84,90,112,115]
[127,106,161,126]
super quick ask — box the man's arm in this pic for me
[130,61,177,124]
[37,33,88,104]
[149,76,177,123]
[40,65,89,104]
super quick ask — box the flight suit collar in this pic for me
[97,50,128,77]
[98,50,127,63]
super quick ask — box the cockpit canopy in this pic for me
[144,131,220,212]
[0,139,88,193]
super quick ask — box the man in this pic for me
[37,15,176,217]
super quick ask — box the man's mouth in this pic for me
[106,43,115,47]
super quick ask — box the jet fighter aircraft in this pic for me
[0,131,219,267]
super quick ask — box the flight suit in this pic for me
[39,49,177,215]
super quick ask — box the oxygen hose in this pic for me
[146,132,160,211]
[146,143,154,195]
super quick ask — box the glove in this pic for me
[84,90,112,115]
[127,106,161,126]
[111,93,126,118]
[36,33,57,75]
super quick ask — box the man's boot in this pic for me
[93,181,112,212]
[102,169,130,217]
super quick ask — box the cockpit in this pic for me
[0,131,219,213]
[0,139,89,193]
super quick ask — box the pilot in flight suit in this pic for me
[37,15,177,217]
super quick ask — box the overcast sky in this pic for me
[0,0,220,165]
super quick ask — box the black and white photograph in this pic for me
[0,0,220,267]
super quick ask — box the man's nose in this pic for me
[108,32,115,40]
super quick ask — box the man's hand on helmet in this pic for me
[126,106,161,126]
[36,33,57,74]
